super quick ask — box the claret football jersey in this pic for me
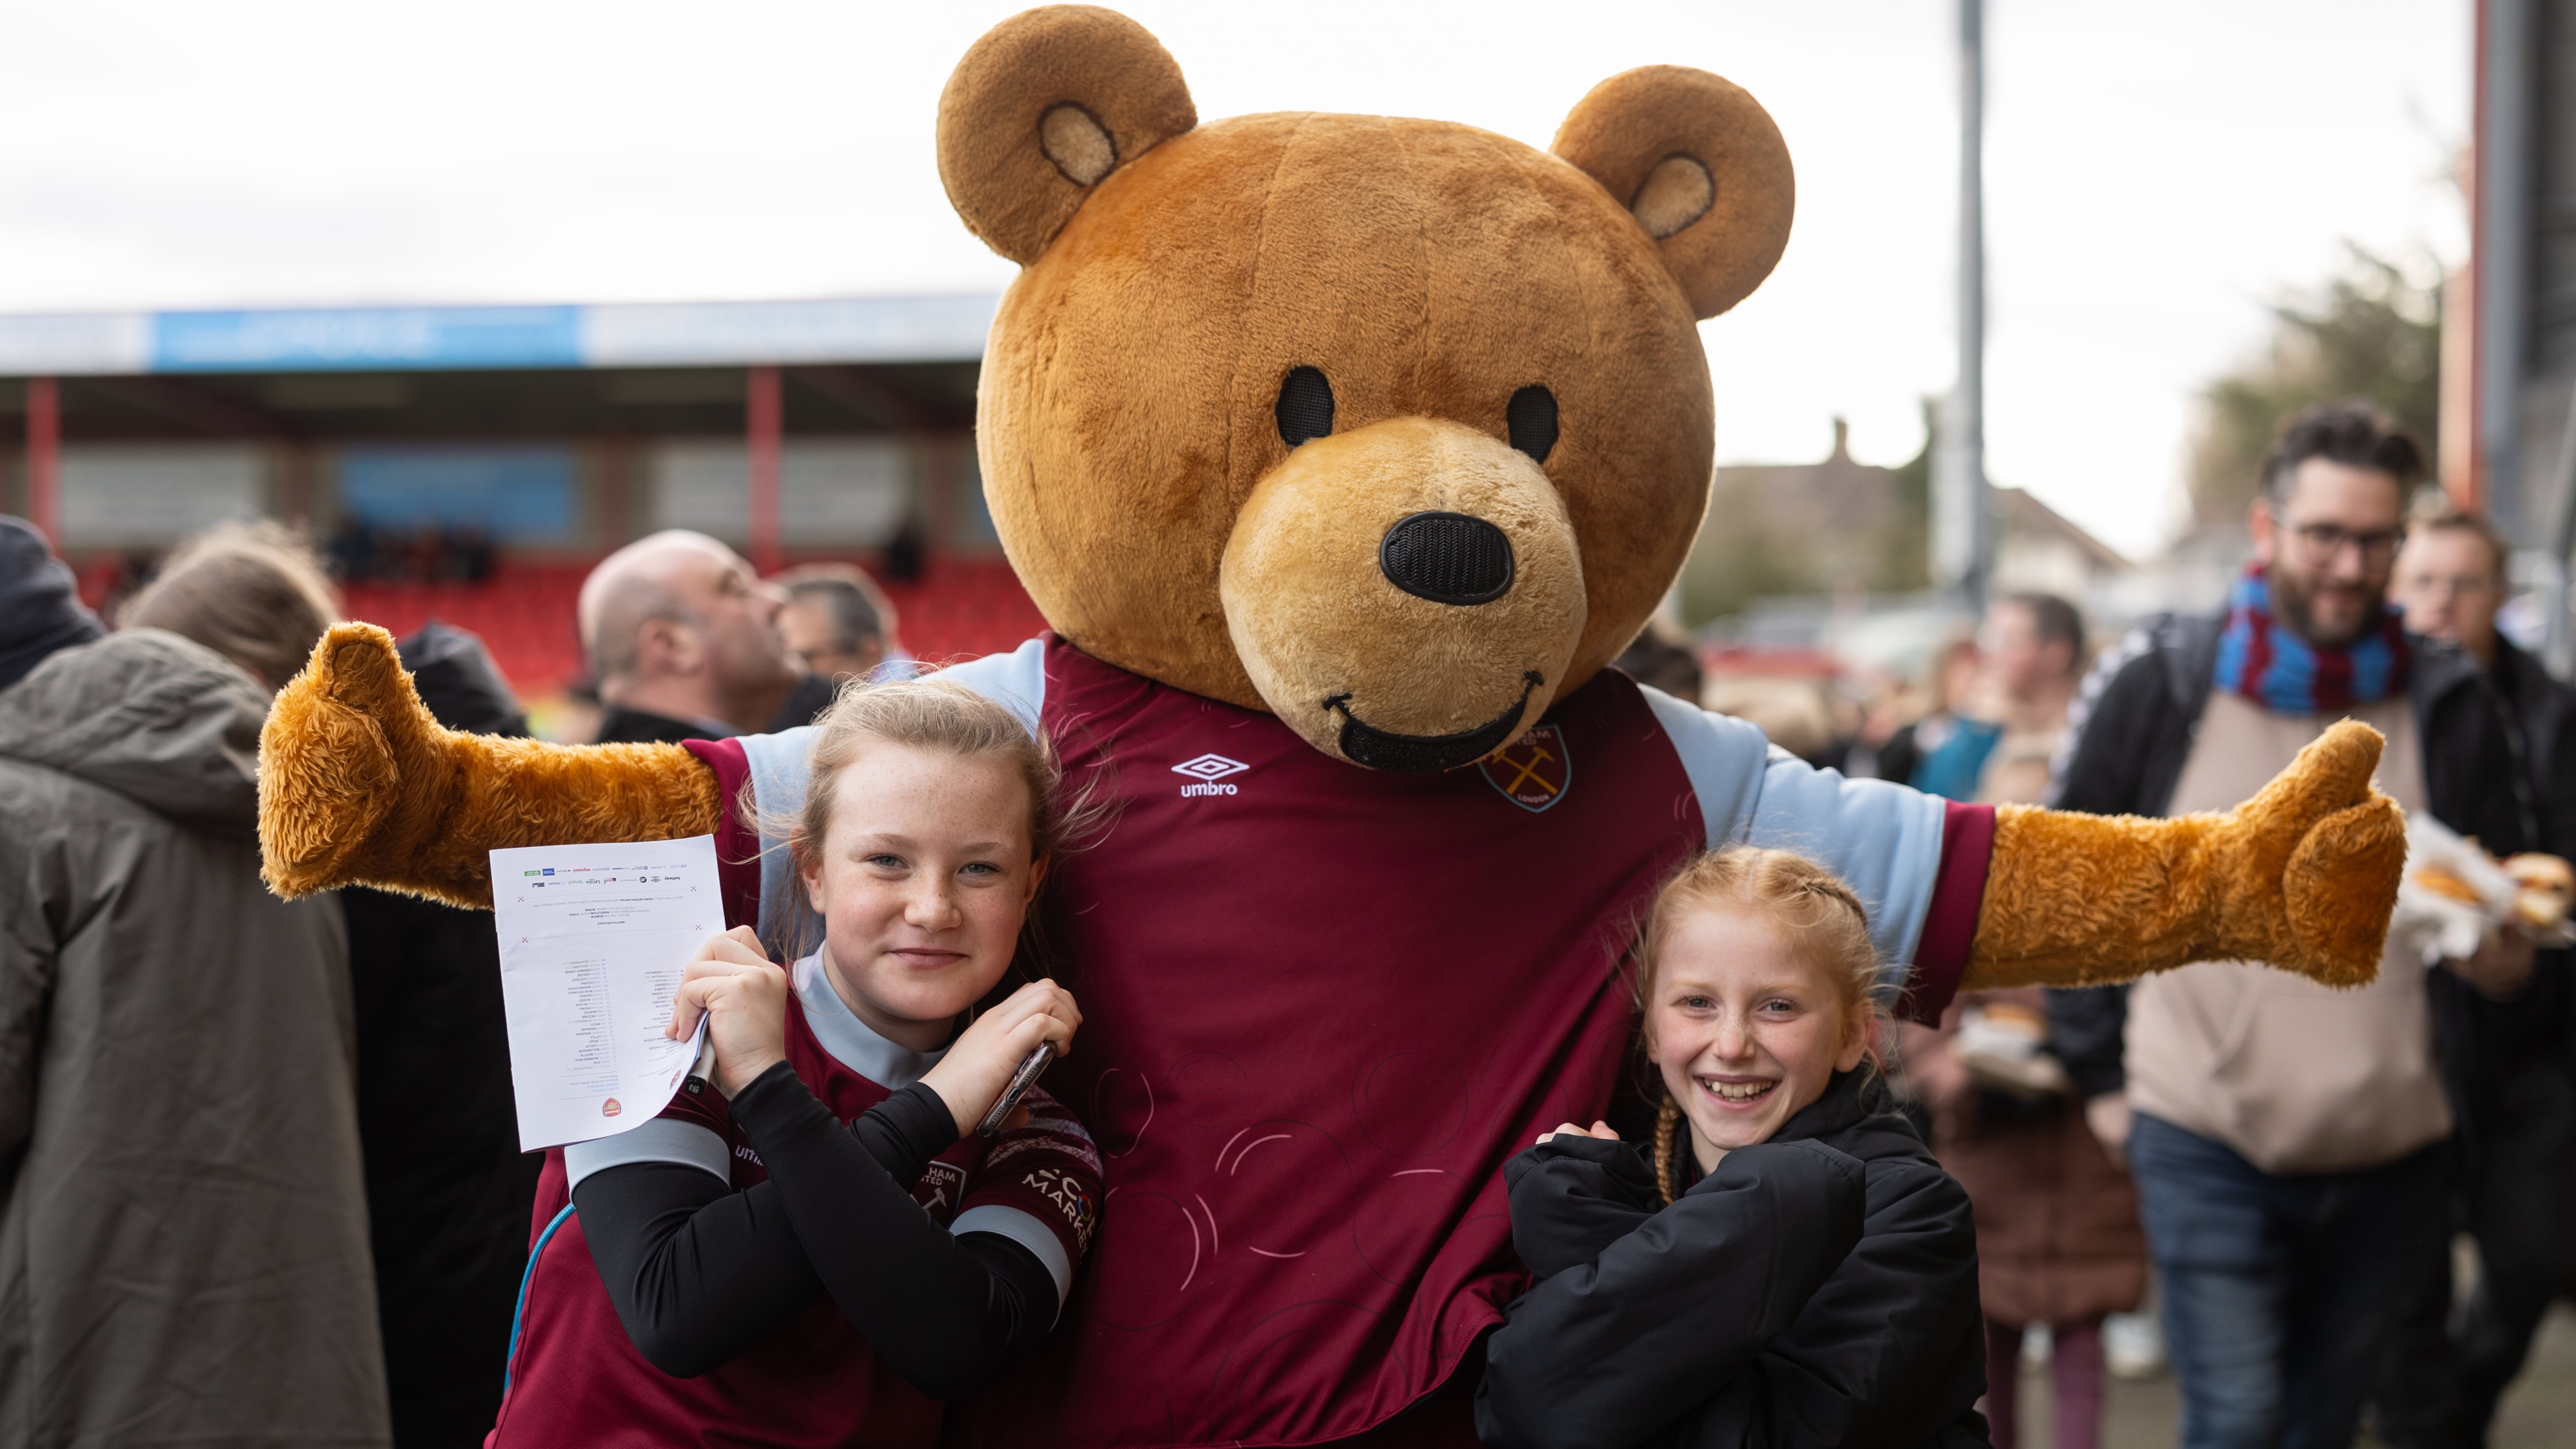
[708,636,1989,1448]
[488,952,1103,1449]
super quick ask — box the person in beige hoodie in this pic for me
[2045,403,2530,1449]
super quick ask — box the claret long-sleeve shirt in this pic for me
[490,952,1103,1449]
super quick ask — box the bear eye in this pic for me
[1508,385,1558,463]
[1276,366,1334,448]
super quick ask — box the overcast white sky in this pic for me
[0,0,2468,558]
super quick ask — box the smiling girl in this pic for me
[1476,847,1990,1449]
[489,680,1103,1449]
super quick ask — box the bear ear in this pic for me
[1552,66,1795,321]
[937,6,1198,265]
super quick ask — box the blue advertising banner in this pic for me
[153,306,584,372]
[338,446,578,543]
[4,294,995,376]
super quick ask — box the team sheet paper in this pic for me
[492,836,723,1151]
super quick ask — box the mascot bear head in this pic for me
[939,5,1793,771]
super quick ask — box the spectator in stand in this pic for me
[0,516,102,694]
[341,620,546,1449]
[1903,590,2142,1449]
[0,521,390,1446]
[2048,403,2521,1449]
[327,519,499,586]
[777,562,912,685]
[577,531,829,744]
[446,524,496,583]
[2374,506,2576,1447]
[329,516,380,581]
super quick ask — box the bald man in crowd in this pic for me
[578,531,833,745]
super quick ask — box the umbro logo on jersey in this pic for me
[1172,753,1249,797]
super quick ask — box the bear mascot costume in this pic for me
[256,8,2405,1446]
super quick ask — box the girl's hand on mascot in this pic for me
[1537,1120,1618,1145]
[920,980,1081,1138]
[668,926,791,1098]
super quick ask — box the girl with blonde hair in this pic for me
[1477,846,1990,1449]
[493,678,1104,1448]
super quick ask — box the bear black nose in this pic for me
[1380,511,1516,605]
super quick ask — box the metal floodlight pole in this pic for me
[1934,0,1992,610]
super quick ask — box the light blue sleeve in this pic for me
[738,724,818,960]
[925,636,1048,733]
[563,1118,731,1190]
[950,1203,1073,1323]
[1636,684,1949,986]
[735,640,1049,955]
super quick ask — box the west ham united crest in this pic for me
[1481,725,1572,813]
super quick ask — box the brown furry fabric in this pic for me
[1551,65,1797,322]
[259,624,722,909]
[978,109,1720,715]
[937,6,1195,265]
[1221,418,1592,759]
[940,11,1795,734]
[1962,721,2406,991]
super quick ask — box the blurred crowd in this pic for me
[0,519,909,1447]
[329,519,500,585]
[1764,403,2563,1449]
[1,397,2572,1449]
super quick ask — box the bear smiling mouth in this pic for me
[1322,672,1544,773]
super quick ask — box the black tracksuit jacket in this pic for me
[1476,1071,1990,1449]
[341,623,543,1448]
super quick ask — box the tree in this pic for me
[2187,244,2441,526]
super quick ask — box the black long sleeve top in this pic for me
[570,1064,1057,1401]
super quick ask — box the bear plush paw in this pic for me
[259,624,724,909]
[1963,720,2406,991]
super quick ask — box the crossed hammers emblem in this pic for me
[1492,739,1559,798]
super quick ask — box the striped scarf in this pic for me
[2213,564,2409,714]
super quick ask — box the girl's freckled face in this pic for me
[1648,906,1871,1167]
[800,742,1041,1051]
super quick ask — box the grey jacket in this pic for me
[0,630,389,1448]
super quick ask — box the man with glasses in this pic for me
[2044,402,2474,1448]
[2375,508,2576,1446]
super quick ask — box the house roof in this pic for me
[1995,485,2131,572]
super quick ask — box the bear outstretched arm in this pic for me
[259,624,725,909]
[1958,720,2405,992]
